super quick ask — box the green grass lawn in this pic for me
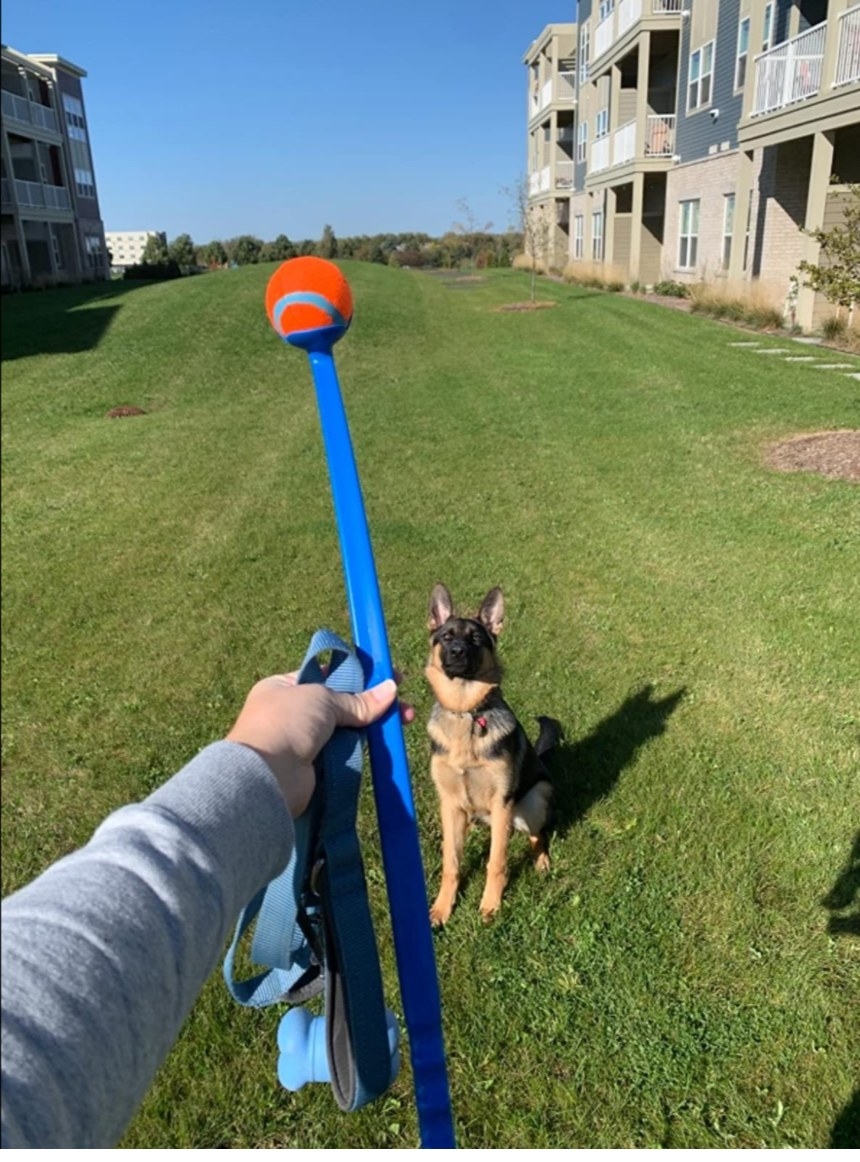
[2,265,858,1148]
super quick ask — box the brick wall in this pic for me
[752,137,812,295]
[664,150,756,281]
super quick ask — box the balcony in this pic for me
[751,22,826,115]
[529,162,576,196]
[14,179,71,211]
[835,4,860,87]
[1,177,11,205]
[1,88,59,134]
[593,0,682,67]
[588,114,675,174]
[529,70,577,118]
[555,161,575,189]
[645,113,675,156]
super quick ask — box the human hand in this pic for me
[226,671,415,818]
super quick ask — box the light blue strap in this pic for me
[223,630,359,1007]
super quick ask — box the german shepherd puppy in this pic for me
[425,583,560,924]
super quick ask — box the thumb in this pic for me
[331,678,398,729]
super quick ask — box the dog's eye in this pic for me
[471,632,484,646]
[441,630,454,642]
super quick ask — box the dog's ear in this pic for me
[428,583,455,631]
[478,587,505,637]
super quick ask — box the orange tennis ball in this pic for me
[265,257,354,343]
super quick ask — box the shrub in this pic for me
[688,281,783,330]
[562,260,626,291]
[652,279,691,298]
[512,252,546,274]
[821,314,847,341]
[123,261,182,281]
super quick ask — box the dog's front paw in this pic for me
[478,895,502,922]
[534,852,550,874]
[430,897,453,927]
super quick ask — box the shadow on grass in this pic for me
[551,684,687,839]
[0,280,152,362]
[823,830,859,1148]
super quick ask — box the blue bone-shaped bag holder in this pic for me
[223,630,397,1110]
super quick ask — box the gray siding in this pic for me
[675,0,745,164]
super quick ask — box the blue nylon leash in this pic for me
[224,630,392,1111]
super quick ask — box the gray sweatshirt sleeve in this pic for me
[1,740,295,1148]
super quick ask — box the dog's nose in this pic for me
[447,640,466,658]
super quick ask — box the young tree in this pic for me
[140,233,169,265]
[318,224,338,259]
[168,233,196,272]
[502,175,552,302]
[452,198,493,271]
[798,180,860,326]
[232,235,263,265]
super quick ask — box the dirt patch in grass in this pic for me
[764,429,860,482]
[495,301,557,313]
[106,405,147,419]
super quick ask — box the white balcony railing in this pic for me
[555,160,575,189]
[539,165,551,192]
[591,136,611,173]
[528,171,541,196]
[1,89,59,132]
[835,4,860,87]
[646,113,675,155]
[594,13,615,60]
[530,69,578,117]
[593,0,681,62]
[14,179,70,210]
[618,0,643,40]
[752,22,826,115]
[612,119,637,165]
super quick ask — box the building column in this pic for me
[604,186,616,267]
[629,171,645,283]
[636,31,651,158]
[1,130,32,285]
[728,148,755,282]
[796,129,835,330]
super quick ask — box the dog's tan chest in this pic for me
[428,711,510,815]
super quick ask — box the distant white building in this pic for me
[105,229,166,271]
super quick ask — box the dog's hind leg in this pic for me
[514,781,553,873]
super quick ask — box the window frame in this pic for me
[595,107,609,139]
[577,120,588,163]
[591,210,604,261]
[677,198,700,270]
[735,17,750,91]
[687,39,715,112]
[574,214,584,259]
[762,2,775,52]
[722,193,736,271]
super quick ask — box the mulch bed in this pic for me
[495,301,557,312]
[763,430,860,482]
[106,405,146,419]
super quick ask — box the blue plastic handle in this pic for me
[299,346,455,1149]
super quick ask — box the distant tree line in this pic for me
[123,223,523,280]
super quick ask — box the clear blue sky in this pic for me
[3,0,573,243]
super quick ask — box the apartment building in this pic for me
[523,24,578,268]
[1,44,108,289]
[105,230,167,272]
[529,1,860,328]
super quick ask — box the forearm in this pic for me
[1,741,294,1148]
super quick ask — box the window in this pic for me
[722,194,735,270]
[74,167,95,198]
[62,93,87,141]
[574,214,584,258]
[84,234,103,269]
[592,210,604,260]
[688,40,715,110]
[577,120,588,163]
[579,23,590,84]
[678,199,700,269]
[735,18,750,89]
[595,107,609,139]
[599,0,615,21]
[51,229,64,269]
[762,2,775,51]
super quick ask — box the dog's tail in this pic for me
[535,715,562,763]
